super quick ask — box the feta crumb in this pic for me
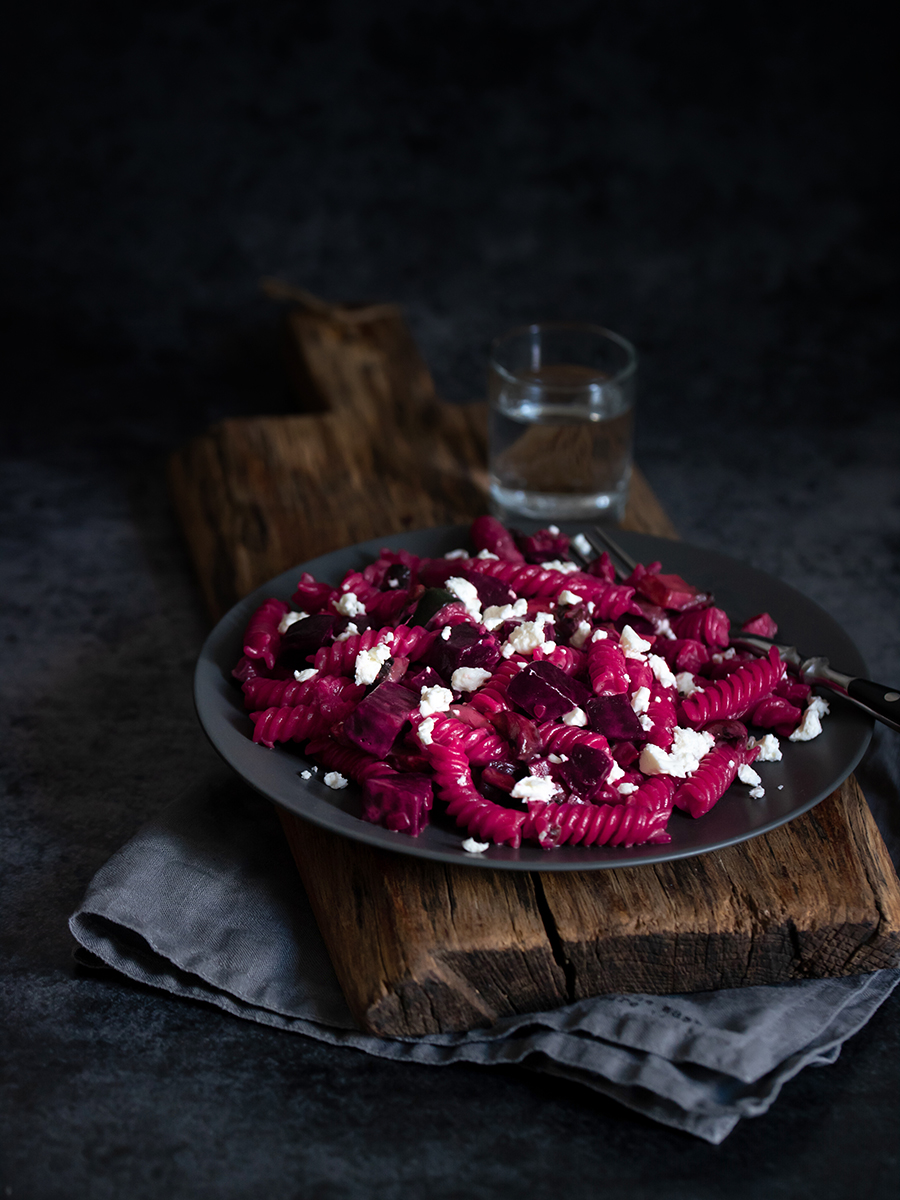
[324,772,348,790]
[476,549,499,560]
[675,672,700,697]
[748,732,782,762]
[300,770,312,780]
[511,775,558,803]
[657,617,677,641]
[501,620,547,657]
[534,610,556,626]
[607,761,626,784]
[617,781,639,795]
[562,706,588,727]
[334,622,359,642]
[569,620,592,650]
[547,753,563,764]
[446,576,482,622]
[444,548,468,559]
[462,837,490,853]
[541,559,580,575]
[590,628,609,642]
[710,647,737,664]
[278,610,309,634]
[548,525,560,535]
[639,714,654,732]
[737,763,762,787]
[441,625,452,640]
[587,601,595,615]
[334,591,366,618]
[451,666,493,693]
[541,641,557,654]
[749,786,766,799]
[631,686,651,715]
[354,642,391,685]
[419,685,453,717]
[573,533,592,558]
[648,654,677,690]
[789,695,830,742]
[483,598,528,631]
[639,727,715,778]
[558,589,581,606]
[619,625,652,658]
[417,717,436,745]
[778,784,784,790]
[294,667,318,683]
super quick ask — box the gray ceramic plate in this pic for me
[194,525,872,870]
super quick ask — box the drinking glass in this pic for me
[487,322,637,523]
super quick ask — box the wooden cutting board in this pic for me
[169,292,900,1037]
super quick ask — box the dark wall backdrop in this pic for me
[2,3,898,1197]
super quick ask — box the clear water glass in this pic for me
[488,322,637,523]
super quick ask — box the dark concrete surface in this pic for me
[1,2,898,1196]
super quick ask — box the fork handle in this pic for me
[846,678,900,733]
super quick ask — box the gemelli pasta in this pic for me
[234,518,827,851]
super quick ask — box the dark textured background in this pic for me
[1,2,898,1196]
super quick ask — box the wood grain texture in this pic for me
[169,297,900,1036]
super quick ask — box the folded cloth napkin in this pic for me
[70,768,899,1145]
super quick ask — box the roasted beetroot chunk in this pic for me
[585,693,647,742]
[635,571,711,612]
[343,681,418,757]
[513,526,571,563]
[558,742,614,800]
[470,515,525,561]
[423,623,501,681]
[277,613,339,668]
[361,772,433,835]
[507,659,592,721]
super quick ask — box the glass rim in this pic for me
[488,321,637,388]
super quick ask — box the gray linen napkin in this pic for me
[69,768,899,1145]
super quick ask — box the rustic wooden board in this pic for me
[169,294,900,1037]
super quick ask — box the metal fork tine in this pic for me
[586,526,638,577]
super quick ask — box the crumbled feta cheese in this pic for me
[587,601,595,615]
[737,764,762,787]
[334,591,366,618]
[639,714,654,732]
[300,770,312,780]
[417,717,436,745]
[541,559,580,575]
[334,623,359,642]
[558,589,581,607]
[541,641,557,654]
[617,781,639,795]
[748,732,782,762]
[482,598,529,631]
[573,533,592,559]
[547,754,563,764]
[619,625,652,658]
[446,576,482,622]
[444,548,468,559]
[441,625,452,640]
[607,761,625,784]
[511,775,558,803]
[569,620,593,650]
[462,837,490,853]
[324,772,348,790]
[639,727,715,778]
[710,647,737,664]
[419,685,453,717]
[631,686,651,715]
[789,695,830,742]
[749,786,766,799]
[562,706,588,727]
[657,617,677,641]
[294,667,318,683]
[451,666,493,693]
[354,642,391,685]
[648,654,677,690]
[675,672,701,697]
[476,549,499,560]
[501,621,547,657]
[548,525,560,535]
[278,610,309,634]
[590,628,609,642]
[387,577,399,588]
[534,610,555,626]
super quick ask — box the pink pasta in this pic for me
[242,598,290,670]
[233,517,824,854]
[679,648,785,728]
